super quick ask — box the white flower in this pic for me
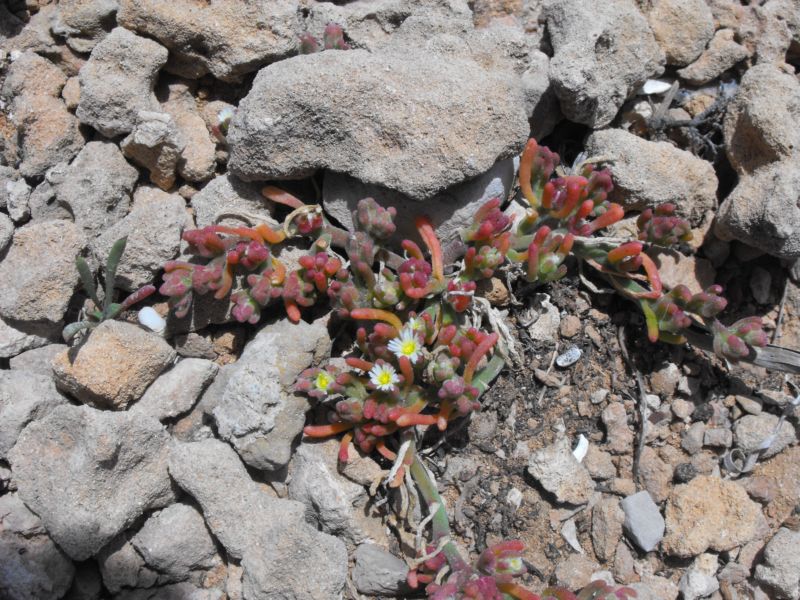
[407,316,423,331]
[388,327,423,364]
[369,363,400,392]
[313,371,334,395]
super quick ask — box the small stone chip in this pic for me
[556,345,582,368]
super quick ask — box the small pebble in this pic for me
[674,462,697,483]
[559,315,581,338]
[556,345,582,367]
[692,403,714,422]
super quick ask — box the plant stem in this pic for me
[409,452,468,571]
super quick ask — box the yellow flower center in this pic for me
[315,372,332,391]
[377,371,393,386]
[401,340,418,356]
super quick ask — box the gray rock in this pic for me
[288,439,373,548]
[677,28,751,85]
[0,212,14,254]
[715,160,800,258]
[54,141,139,239]
[190,172,273,228]
[645,0,715,67]
[734,413,797,458]
[50,0,118,53]
[115,583,225,600]
[160,79,217,183]
[52,320,176,410]
[8,404,175,560]
[5,178,31,223]
[620,491,665,552]
[0,220,85,325]
[678,553,720,600]
[168,438,297,560]
[90,186,188,291]
[97,533,159,593]
[9,343,67,374]
[212,316,331,471]
[602,401,634,454]
[724,64,800,175]
[63,561,103,600]
[121,111,185,191]
[0,165,16,210]
[592,496,625,562]
[0,493,75,600]
[0,316,51,358]
[584,128,717,223]
[131,503,219,581]
[353,543,411,596]
[303,0,473,52]
[228,47,528,200]
[2,51,84,178]
[117,0,299,82]
[755,527,800,599]
[682,421,706,454]
[0,370,67,459]
[77,26,168,137]
[703,427,733,448]
[323,158,515,247]
[169,439,348,599]
[545,0,664,127]
[527,436,595,505]
[28,178,72,222]
[131,358,218,421]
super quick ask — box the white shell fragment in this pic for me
[556,345,582,368]
[138,306,166,333]
[572,434,589,463]
[638,79,673,95]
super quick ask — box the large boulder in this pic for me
[52,320,176,410]
[77,26,168,137]
[0,494,75,600]
[228,47,528,200]
[169,438,348,599]
[212,316,331,471]
[117,0,299,82]
[0,370,68,460]
[53,140,139,239]
[544,0,664,127]
[2,51,84,178]
[8,404,175,560]
[0,220,85,326]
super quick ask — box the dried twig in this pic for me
[617,326,649,488]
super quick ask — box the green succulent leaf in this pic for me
[62,320,94,342]
[103,236,128,316]
[76,256,100,307]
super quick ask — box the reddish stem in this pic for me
[376,439,397,461]
[519,139,538,207]
[415,216,444,281]
[338,431,354,462]
[463,332,499,385]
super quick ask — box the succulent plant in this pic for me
[153,138,785,600]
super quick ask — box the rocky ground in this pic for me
[1,0,799,599]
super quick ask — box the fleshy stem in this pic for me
[409,451,468,572]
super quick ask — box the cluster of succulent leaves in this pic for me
[299,22,350,54]
[63,237,155,341]
[152,138,772,599]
